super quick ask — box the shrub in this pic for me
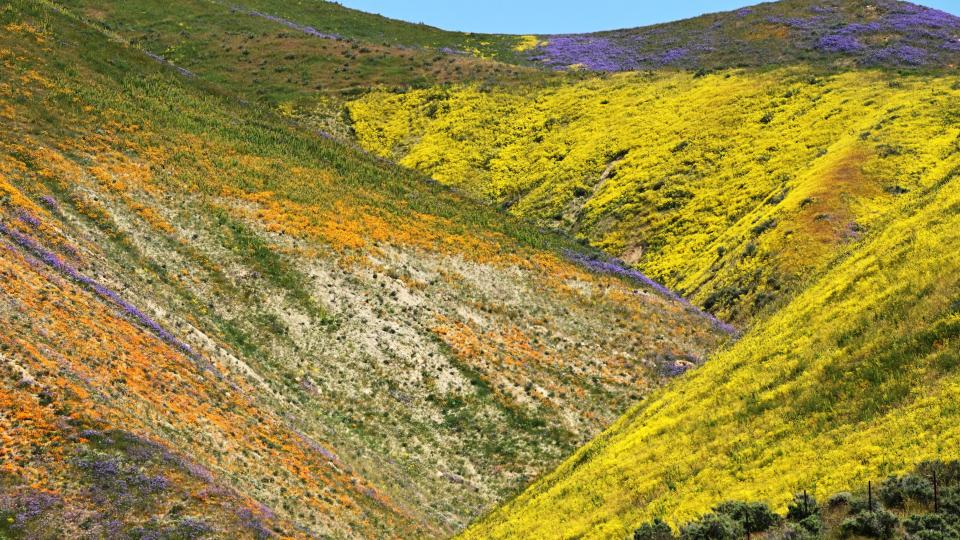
[798,515,823,534]
[780,522,819,540]
[712,501,780,533]
[904,513,959,539]
[680,513,744,540]
[880,474,934,509]
[840,510,900,539]
[942,486,960,517]
[828,492,855,509]
[635,518,675,540]
[915,460,960,487]
[787,492,819,522]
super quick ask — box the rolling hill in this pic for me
[0,1,728,537]
[347,68,960,324]
[460,121,960,537]
[4,0,960,538]
[521,0,960,71]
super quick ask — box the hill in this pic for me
[56,0,547,138]
[348,68,960,324]
[0,1,728,537]
[6,0,960,538]
[523,0,960,71]
[460,97,960,537]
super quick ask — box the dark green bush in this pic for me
[827,492,854,509]
[634,517,675,540]
[680,513,744,540]
[904,513,960,539]
[712,501,780,533]
[880,474,934,508]
[911,530,960,540]
[780,522,819,540]
[798,514,823,535]
[840,510,900,539]
[941,487,960,517]
[787,492,819,521]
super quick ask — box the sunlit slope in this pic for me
[461,137,960,538]
[348,69,960,323]
[0,1,728,536]
[521,0,960,71]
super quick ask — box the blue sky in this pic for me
[336,1,960,34]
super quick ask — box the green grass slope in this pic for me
[460,127,960,537]
[56,0,550,138]
[0,1,728,537]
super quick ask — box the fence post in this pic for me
[868,481,873,512]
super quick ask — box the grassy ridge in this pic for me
[460,136,960,537]
[348,69,960,323]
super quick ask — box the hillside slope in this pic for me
[56,0,550,138]
[0,2,728,537]
[524,0,960,71]
[461,115,960,538]
[348,68,960,324]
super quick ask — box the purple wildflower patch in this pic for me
[868,44,929,65]
[236,507,273,540]
[536,36,639,71]
[75,456,170,507]
[766,16,824,31]
[564,250,737,335]
[39,195,59,210]
[818,33,864,53]
[17,211,40,229]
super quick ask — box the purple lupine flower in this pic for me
[654,47,690,64]
[291,428,339,463]
[236,508,273,540]
[10,491,61,527]
[39,195,59,211]
[818,33,864,53]
[185,461,216,483]
[765,16,824,31]
[563,250,738,335]
[176,518,214,537]
[0,222,217,375]
[438,46,467,56]
[17,211,40,229]
[884,3,960,32]
[869,44,929,65]
[537,36,639,71]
